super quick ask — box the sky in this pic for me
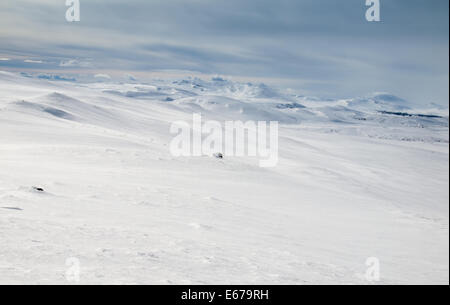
[0,0,448,106]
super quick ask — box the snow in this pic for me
[0,71,448,284]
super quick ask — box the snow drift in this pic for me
[0,71,448,284]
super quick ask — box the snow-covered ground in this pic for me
[0,71,448,284]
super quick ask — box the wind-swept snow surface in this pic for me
[0,71,448,284]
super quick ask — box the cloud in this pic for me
[59,59,92,68]
[0,58,10,61]
[24,59,43,64]
[94,73,111,80]
[0,0,448,106]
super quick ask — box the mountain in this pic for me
[0,71,448,284]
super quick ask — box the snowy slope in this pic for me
[0,71,448,284]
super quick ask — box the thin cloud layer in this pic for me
[0,0,448,106]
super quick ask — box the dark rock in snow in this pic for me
[378,111,443,119]
[213,153,224,159]
[276,103,306,109]
[1,207,23,211]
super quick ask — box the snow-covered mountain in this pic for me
[0,71,448,284]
